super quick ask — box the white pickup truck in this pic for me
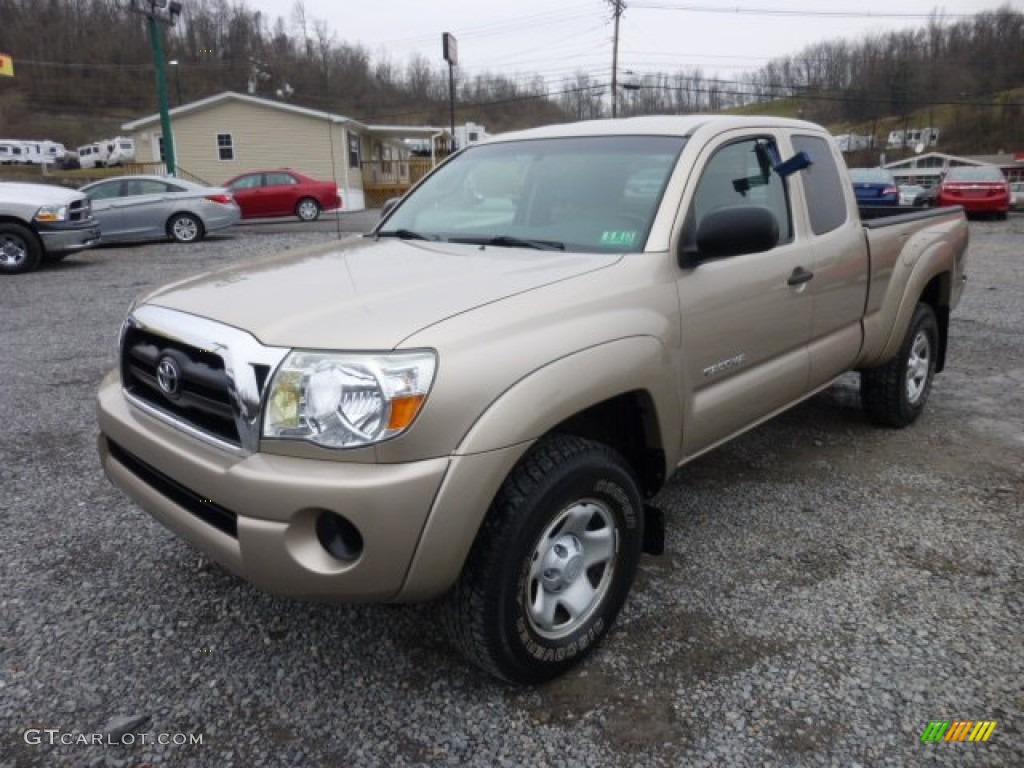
[97,116,968,683]
[0,182,100,274]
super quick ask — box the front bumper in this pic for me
[38,220,101,254]
[97,370,450,601]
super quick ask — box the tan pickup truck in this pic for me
[97,116,968,683]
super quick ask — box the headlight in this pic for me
[34,205,69,223]
[263,350,437,448]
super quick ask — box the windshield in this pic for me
[377,135,687,253]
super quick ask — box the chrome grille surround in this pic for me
[120,305,290,455]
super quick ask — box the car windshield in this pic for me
[849,168,894,183]
[945,166,1004,182]
[377,135,687,253]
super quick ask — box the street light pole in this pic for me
[130,1,182,176]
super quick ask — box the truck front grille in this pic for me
[121,326,242,448]
[69,198,90,222]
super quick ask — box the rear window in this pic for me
[849,168,894,184]
[792,135,848,235]
[945,166,1005,182]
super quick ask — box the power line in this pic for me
[629,3,984,19]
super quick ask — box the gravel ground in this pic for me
[1,214,1021,767]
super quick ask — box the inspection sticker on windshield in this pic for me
[600,230,637,246]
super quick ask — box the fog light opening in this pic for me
[315,511,364,562]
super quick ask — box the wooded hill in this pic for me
[0,0,1021,156]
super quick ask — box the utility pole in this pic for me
[608,0,626,118]
[443,33,458,152]
[130,1,183,176]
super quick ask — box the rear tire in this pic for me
[167,213,203,243]
[296,197,321,222]
[0,222,42,274]
[443,434,644,684]
[861,303,939,427]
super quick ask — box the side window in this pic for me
[690,138,793,244]
[792,135,848,235]
[86,181,123,200]
[217,133,234,161]
[264,172,296,186]
[229,174,262,190]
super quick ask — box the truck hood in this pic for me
[144,236,622,349]
[0,182,84,205]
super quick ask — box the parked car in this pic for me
[936,165,1010,219]
[224,169,342,221]
[80,175,240,244]
[849,168,899,206]
[898,184,935,207]
[1009,180,1024,211]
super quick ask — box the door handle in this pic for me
[787,267,814,286]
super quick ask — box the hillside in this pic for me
[0,0,1021,156]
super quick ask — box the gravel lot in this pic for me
[1,213,1021,767]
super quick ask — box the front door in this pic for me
[676,132,814,457]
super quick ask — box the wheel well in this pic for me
[548,391,666,497]
[0,216,42,248]
[919,273,950,372]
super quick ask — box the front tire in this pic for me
[0,222,42,274]
[167,213,203,243]
[296,197,321,222]
[861,302,939,427]
[443,434,644,684]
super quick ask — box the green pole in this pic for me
[148,15,176,176]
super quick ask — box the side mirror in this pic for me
[380,196,402,220]
[681,205,780,264]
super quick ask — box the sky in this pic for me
[242,0,1020,92]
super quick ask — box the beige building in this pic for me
[121,91,442,210]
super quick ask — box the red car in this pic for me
[224,169,341,221]
[936,166,1010,219]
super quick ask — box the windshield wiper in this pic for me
[376,228,436,241]
[452,235,565,251]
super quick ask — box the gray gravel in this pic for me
[1,213,1021,767]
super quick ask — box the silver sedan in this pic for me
[80,175,240,244]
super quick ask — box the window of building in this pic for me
[217,133,234,161]
[348,134,360,168]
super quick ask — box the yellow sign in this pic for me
[0,53,14,77]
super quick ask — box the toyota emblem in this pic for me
[156,356,182,398]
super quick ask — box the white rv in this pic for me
[77,143,107,169]
[102,137,136,166]
[0,140,26,164]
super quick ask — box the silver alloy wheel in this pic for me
[297,198,319,221]
[171,216,199,242]
[525,499,617,640]
[0,233,28,267]
[905,329,932,404]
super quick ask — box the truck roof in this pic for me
[488,114,827,143]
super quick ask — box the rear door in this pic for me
[790,134,868,387]
[676,131,814,456]
[261,171,301,216]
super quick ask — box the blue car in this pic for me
[849,168,899,206]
